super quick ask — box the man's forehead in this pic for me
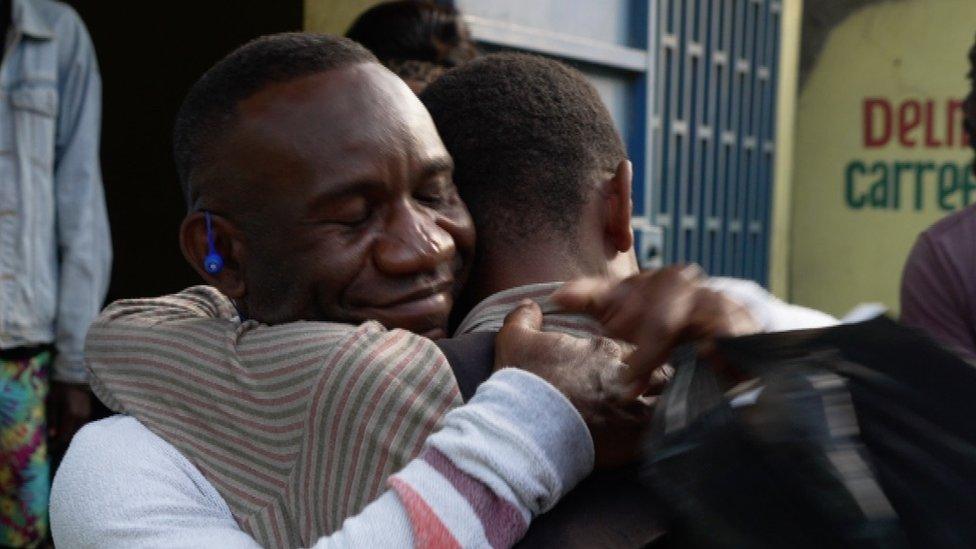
[236,63,430,139]
[220,63,449,197]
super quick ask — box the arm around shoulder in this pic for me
[50,416,262,548]
[51,367,592,549]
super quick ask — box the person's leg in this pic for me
[0,348,51,548]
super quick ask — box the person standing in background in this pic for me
[900,35,976,361]
[345,0,478,93]
[0,0,110,545]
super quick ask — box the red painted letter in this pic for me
[948,99,966,147]
[864,98,892,148]
[899,100,921,147]
[924,100,943,147]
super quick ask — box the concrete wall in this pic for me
[799,0,895,86]
[790,0,976,316]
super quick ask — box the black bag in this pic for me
[642,316,976,548]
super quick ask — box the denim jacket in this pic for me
[0,0,110,382]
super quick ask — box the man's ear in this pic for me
[604,159,634,253]
[180,212,246,299]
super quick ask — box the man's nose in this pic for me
[374,203,456,275]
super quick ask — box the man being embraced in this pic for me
[51,34,759,548]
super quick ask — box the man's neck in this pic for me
[453,279,603,337]
[477,263,583,301]
[469,249,590,305]
[451,243,599,330]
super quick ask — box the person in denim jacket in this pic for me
[0,0,109,545]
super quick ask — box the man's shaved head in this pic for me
[174,32,474,332]
[173,33,377,209]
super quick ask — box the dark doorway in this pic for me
[66,1,303,302]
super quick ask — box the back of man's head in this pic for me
[173,33,377,209]
[420,53,626,251]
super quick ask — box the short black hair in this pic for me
[346,1,477,86]
[173,33,377,208]
[420,53,626,245]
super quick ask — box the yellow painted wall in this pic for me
[304,0,384,34]
[791,0,976,316]
[768,0,802,299]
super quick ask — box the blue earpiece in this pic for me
[203,211,224,275]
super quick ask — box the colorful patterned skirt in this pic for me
[0,348,50,548]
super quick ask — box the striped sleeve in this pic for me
[84,287,594,547]
[300,368,593,548]
[93,285,238,324]
[292,326,464,539]
[384,368,594,548]
[83,286,240,414]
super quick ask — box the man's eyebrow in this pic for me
[418,157,454,178]
[306,158,454,212]
[305,179,382,214]
[314,178,385,200]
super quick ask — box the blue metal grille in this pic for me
[649,0,781,285]
[452,0,782,283]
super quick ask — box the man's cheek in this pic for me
[443,218,475,261]
[313,252,368,309]
[450,278,465,300]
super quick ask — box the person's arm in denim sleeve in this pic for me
[52,10,112,383]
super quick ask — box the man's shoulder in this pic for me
[59,415,200,480]
[246,317,378,343]
[918,206,976,256]
[53,415,229,515]
[90,286,389,345]
[24,0,78,21]
[263,320,442,353]
[51,416,245,547]
[436,332,497,401]
[927,205,976,232]
[22,0,89,37]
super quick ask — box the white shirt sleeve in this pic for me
[50,415,263,548]
[706,277,838,332]
[51,369,592,548]
[50,415,419,548]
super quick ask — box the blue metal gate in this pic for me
[452,0,782,285]
[652,0,781,284]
